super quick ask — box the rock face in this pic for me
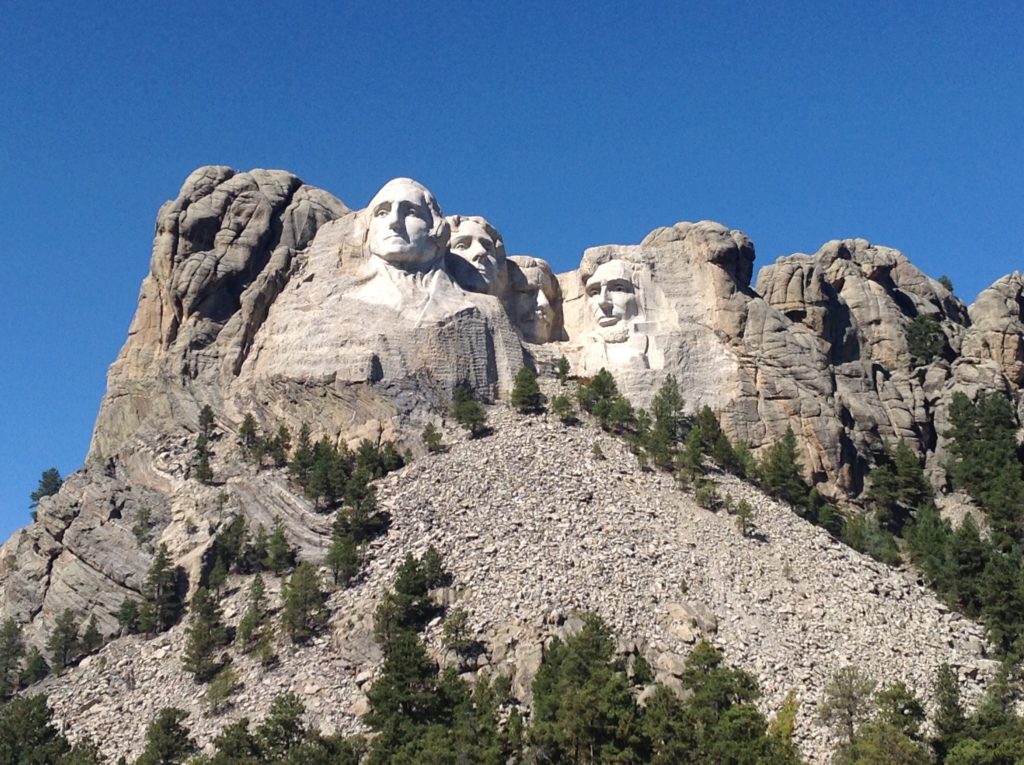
[6,166,1024,763]
[35,403,994,764]
[90,167,350,462]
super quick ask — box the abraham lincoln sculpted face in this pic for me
[366,178,448,272]
[585,259,639,342]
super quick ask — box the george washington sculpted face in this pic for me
[366,178,448,271]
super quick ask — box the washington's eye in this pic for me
[373,205,389,217]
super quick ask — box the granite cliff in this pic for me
[3,166,1023,761]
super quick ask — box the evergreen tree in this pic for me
[550,393,576,424]
[198,405,215,437]
[510,366,545,413]
[904,502,953,592]
[268,425,292,468]
[136,708,196,765]
[289,424,315,489]
[182,587,229,683]
[140,544,185,633]
[117,597,141,636]
[80,614,102,655]
[264,519,295,574]
[0,618,24,699]
[818,666,877,747]
[256,693,307,762]
[905,314,945,366]
[939,274,954,292]
[950,516,988,616]
[236,574,267,652]
[452,384,488,437]
[757,428,809,507]
[555,355,571,384]
[46,609,80,673]
[0,694,74,764]
[280,562,325,643]
[946,391,1024,544]
[932,662,967,759]
[325,533,360,586]
[194,434,214,484]
[238,413,259,460]
[866,441,933,532]
[421,423,445,453]
[873,681,926,740]
[19,648,48,686]
[30,468,62,509]
[244,525,270,573]
[530,613,644,764]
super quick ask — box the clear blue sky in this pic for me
[1,1,1021,542]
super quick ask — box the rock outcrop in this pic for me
[5,166,1024,764]
[36,402,994,764]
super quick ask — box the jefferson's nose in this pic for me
[537,290,550,309]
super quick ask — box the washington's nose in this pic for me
[385,207,402,230]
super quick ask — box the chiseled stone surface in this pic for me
[37,398,991,765]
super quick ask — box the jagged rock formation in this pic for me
[5,165,1024,763]
[36,403,993,764]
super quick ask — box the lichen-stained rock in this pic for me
[559,221,854,494]
[754,238,972,491]
[90,167,350,462]
[962,273,1024,388]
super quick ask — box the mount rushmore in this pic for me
[88,166,1024,502]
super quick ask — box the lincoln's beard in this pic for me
[596,322,631,343]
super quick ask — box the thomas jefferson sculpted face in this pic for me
[366,178,448,271]
[448,215,507,296]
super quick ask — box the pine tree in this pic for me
[182,587,229,682]
[265,519,295,574]
[818,666,877,747]
[289,423,315,489]
[239,413,260,460]
[198,405,215,437]
[140,544,184,633]
[116,597,141,635]
[47,609,80,673]
[905,314,945,366]
[194,434,214,484]
[280,562,325,644]
[510,366,545,414]
[452,384,488,437]
[325,533,360,586]
[30,468,63,510]
[236,574,267,651]
[256,693,307,762]
[136,708,196,765]
[556,355,570,384]
[0,694,75,764]
[0,618,24,698]
[421,422,446,453]
[81,615,102,655]
[19,648,48,686]
[932,662,966,759]
[550,394,576,424]
[757,428,809,507]
[268,425,292,468]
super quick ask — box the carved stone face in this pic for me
[452,219,503,285]
[367,178,443,269]
[585,260,638,341]
[511,260,560,343]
